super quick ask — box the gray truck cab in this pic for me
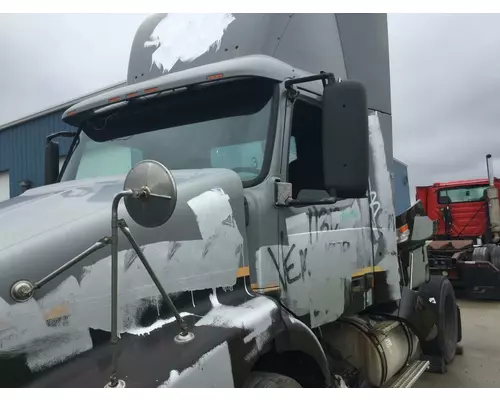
[0,13,458,388]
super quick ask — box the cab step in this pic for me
[385,360,430,388]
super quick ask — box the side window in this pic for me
[438,186,488,204]
[289,136,297,163]
[287,100,325,198]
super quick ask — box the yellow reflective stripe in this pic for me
[237,266,250,278]
[251,283,280,293]
[351,266,385,278]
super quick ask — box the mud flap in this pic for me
[369,286,438,343]
[395,287,438,342]
[419,355,447,374]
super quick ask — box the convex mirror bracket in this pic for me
[10,159,192,387]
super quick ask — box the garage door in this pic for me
[0,170,10,202]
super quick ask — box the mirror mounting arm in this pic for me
[106,180,190,387]
[110,190,190,344]
[46,130,77,144]
[285,72,337,101]
[284,72,336,90]
[10,238,110,303]
[117,219,190,337]
[110,191,132,345]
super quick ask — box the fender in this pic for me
[145,289,333,388]
[274,309,331,387]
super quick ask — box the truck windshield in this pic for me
[437,185,488,204]
[60,78,276,185]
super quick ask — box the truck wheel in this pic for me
[243,372,302,388]
[490,246,500,268]
[472,246,489,261]
[486,244,497,259]
[418,276,458,365]
[473,244,496,262]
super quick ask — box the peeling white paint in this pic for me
[209,289,221,308]
[268,112,400,328]
[0,187,244,372]
[275,198,373,326]
[368,113,400,298]
[159,341,234,388]
[145,13,235,74]
[275,227,372,327]
[187,188,235,240]
[127,312,195,336]
[74,187,244,334]
[27,330,92,372]
[163,370,180,385]
[195,296,276,359]
[0,276,93,372]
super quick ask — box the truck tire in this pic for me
[486,244,497,260]
[472,246,489,261]
[243,372,302,388]
[490,246,500,268]
[472,244,496,262]
[418,276,458,365]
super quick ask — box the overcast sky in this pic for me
[1,13,500,201]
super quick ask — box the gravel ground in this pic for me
[414,299,500,388]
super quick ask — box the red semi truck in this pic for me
[416,154,500,299]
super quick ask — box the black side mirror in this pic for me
[322,80,369,199]
[44,131,77,185]
[44,141,60,185]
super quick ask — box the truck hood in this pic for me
[0,168,249,380]
[0,168,247,299]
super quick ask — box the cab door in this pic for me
[276,93,399,328]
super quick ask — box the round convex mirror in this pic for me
[124,160,177,228]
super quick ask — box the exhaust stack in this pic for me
[487,154,495,187]
[485,154,500,243]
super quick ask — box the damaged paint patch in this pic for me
[368,112,400,299]
[73,187,244,334]
[127,312,195,336]
[270,112,400,328]
[187,188,235,240]
[145,13,235,74]
[1,185,244,373]
[0,276,93,372]
[159,341,234,387]
[195,295,276,360]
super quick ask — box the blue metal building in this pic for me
[0,82,125,201]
